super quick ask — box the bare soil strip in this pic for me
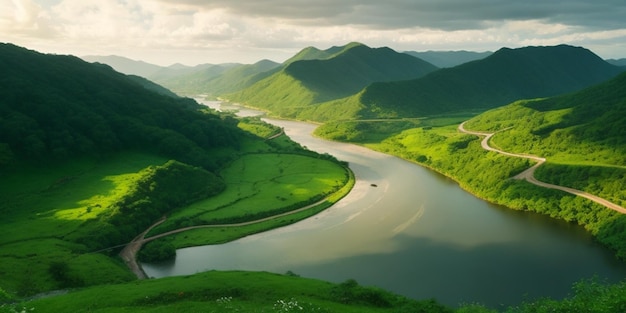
[458,122,626,214]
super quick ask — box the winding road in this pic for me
[120,198,330,279]
[458,122,626,214]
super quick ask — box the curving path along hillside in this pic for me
[458,122,626,215]
[120,198,329,279]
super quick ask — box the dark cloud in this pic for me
[157,0,626,31]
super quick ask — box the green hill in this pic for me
[199,59,280,98]
[224,43,438,119]
[327,44,623,120]
[466,71,626,163]
[0,43,245,170]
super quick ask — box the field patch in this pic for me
[149,153,350,235]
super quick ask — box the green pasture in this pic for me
[155,168,355,248]
[148,153,350,237]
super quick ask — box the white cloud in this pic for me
[0,0,56,38]
[1,0,625,64]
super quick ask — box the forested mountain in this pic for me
[224,42,438,116]
[404,50,492,68]
[0,43,247,170]
[322,44,623,120]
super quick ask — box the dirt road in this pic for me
[458,122,626,214]
[119,198,329,279]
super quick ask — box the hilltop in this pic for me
[224,42,438,119]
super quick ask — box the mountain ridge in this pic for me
[348,44,624,119]
[224,42,438,115]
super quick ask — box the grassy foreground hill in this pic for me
[223,43,438,120]
[313,44,623,121]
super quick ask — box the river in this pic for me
[142,101,626,308]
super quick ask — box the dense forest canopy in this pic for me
[0,43,247,170]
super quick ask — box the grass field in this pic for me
[146,152,352,245]
[154,164,355,248]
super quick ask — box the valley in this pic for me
[2,41,626,312]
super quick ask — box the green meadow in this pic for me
[145,152,353,247]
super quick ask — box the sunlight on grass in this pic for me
[149,153,349,235]
[53,172,143,221]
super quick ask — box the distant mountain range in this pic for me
[308,44,623,120]
[403,50,492,68]
[606,58,626,67]
[81,55,278,97]
[83,43,624,123]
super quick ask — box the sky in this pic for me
[2,0,626,66]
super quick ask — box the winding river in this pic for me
[143,101,626,308]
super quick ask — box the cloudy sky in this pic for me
[2,0,626,65]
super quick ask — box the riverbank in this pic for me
[312,117,626,260]
[121,159,356,278]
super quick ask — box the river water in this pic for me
[143,101,626,308]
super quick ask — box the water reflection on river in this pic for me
[143,101,626,308]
